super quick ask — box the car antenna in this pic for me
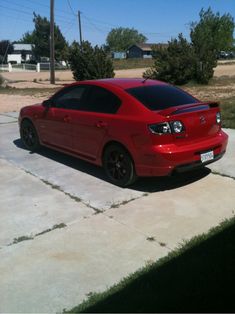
[142,76,151,84]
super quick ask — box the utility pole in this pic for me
[78,10,83,45]
[50,0,55,84]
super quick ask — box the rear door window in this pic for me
[126,85,198,110]
[80,86,121,114]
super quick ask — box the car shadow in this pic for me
[14,139,211,193]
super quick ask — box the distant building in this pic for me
[112,52,126,59]
[7,43,34,64]
[127,43,168,59]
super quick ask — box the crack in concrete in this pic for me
[7,223,67,247]
[212,171,235,181]
[22,168,145,213]
[102,211,172,251]
[109,193,149,209]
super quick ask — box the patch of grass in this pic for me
[9,223,67,246]
[35,223,67,236]
[65,216,235,313]
[110,197,139,209]
[12,235,33,244]
[220,96,235,129]
[113,58,154,70]
[146,236,156,242]
[40,178,81,203]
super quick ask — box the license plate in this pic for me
[201,151,214,163]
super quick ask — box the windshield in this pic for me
[126,85,198,110]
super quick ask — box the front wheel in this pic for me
[103,144,137,187]
[20,120,40,152]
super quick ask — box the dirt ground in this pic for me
[0,64,234,113]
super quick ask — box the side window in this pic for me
[81,86,121,114]
[52,86,87,110]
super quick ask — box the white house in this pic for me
[7,43,34,64]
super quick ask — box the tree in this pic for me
[17,31,35,44]
[144,34,196,85]
[144,8,235,85]
[106,27,147,52]
[190,7,235,83]
[0,40,13,63]
[69,41,114,81]
[18,13,69,62]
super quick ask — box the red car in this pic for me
[19,79,228,187]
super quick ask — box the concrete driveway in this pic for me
[0,112,235,313]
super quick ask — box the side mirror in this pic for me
[42,99,52,108]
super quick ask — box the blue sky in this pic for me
[0,0,234,45]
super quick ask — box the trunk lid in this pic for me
[158,102,221,143]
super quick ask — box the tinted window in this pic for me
[126,85,198,110]
[53,86,87,110]
[81,86,121,114]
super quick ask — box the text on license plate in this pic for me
[200,151,214,163]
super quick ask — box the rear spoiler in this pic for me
[164,102,220,116]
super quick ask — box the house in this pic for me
[127,43,168,59]
[112,52,126,59]
[7,43,34,64]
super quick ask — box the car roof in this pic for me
[72,78,168,90]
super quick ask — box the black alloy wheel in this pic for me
[103,144,137,187]
[20,120,40,151]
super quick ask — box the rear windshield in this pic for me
[126,85,198,110]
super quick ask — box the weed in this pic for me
[146,236,156,242]
[12,235,33,244]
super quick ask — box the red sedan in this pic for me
[19,79,228,187]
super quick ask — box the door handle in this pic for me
[96,121,108,128]
[63,116,71,123]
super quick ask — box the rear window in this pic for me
[126,85,198,110]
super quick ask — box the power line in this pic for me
[24,0,74,17]
[0,12,32,24]
[0,3,33,16]
[83,15,108,34]
[0,0,76,24]
[67,0,76,16]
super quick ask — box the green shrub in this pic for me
[144,34,196,85]
[69,41,114,81]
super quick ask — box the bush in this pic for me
[69,41,115,81]
[144,34,196,85]
[145,8,234,85]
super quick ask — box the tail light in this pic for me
[148,121,185,135]
[216,112,221,124]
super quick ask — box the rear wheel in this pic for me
[20,119,40,151]
[103,144,137,187]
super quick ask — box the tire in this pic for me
[20,119,41,152]
[103,144,137,187]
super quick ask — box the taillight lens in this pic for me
[171,121,184,133]
[216,112,221,124]
[148,121,185,135]
[149,122,171,135]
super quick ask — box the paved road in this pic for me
[0,112,235,312]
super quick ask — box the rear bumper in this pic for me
[135,130,228,177]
